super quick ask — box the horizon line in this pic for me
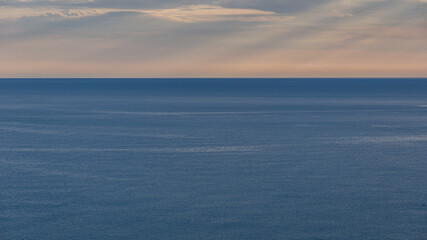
[1,77,427,80]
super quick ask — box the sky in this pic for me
[0,0,426,77]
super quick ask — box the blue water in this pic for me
[0,79,426,239]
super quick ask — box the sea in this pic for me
[0,78,426,239]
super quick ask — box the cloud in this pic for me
[141,5,293,23]
[332,10,353,18]
[0,7,106,20]
[0,5,293,22]
[0,0,334,13]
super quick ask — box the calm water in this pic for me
[0,79,426,239]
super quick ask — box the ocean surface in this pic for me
[0,78,426,240]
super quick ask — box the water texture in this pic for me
[0,79,426,239]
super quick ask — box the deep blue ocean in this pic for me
[0,79,426,239]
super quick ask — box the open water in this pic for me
[0,79,426,239]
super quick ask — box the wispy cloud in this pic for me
[140,5,293,23]
[0,7,105,20]
[0,5,293,23]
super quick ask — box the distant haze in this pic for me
[0,0,426,77]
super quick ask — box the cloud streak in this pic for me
[0,5,293,23]
[140,5,293,23]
